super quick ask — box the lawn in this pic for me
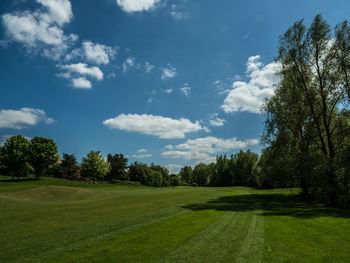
[0,178,349,262]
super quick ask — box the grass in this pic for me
[0,178,350,262]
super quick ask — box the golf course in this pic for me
[1,177,350,263]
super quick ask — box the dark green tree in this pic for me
[107,153,128,181]
[179,166,193,185]
[1,135,32,180]
[60,153,80,179]
[29,137,58,178]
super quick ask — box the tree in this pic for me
[81,151,110,183]
[29,137,58,178]
[128,161,147,182]
[1,135,31,180]
[264,14,350,204]
[193,163,211,186]
[107,153,128,181]
[60,153,80,179]
[179,166,193,185]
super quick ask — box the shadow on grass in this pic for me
[0,177,40,182]
[183,192,350,219]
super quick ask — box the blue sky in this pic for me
[1,0,349,173]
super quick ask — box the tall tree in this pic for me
[266,14,350,204]
[60,153,80,179]
[29,137,58,178]
[107,153,128,181]
[1,135,31,180]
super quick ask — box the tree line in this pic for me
[0,135,264,187]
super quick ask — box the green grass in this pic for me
[0,178,350,262]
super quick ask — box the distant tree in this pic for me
[1,135,32,180]
[179,166,193,185]
[169,173,182,186]
[150,163,170,186]
[81,151,111,183]
[193,163,211,186]
[128,162,147,182]
[107,153,128,181]
[29,137,58,178]
[60,153,80,179]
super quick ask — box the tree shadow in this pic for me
[183,192,350,219]
[0,177,40,182]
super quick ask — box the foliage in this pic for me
[107,153,128,181]
[263,14,350,205]
[29,136,58,178]
[179,166,193,185]
[60,153,80,179]
[81,151,111,183]
[0,135,32,180]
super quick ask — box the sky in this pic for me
[0,0,349,173]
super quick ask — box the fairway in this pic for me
[1,178,350,263]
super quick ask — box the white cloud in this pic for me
[0,107,54,129]
[137,148,147,153]
[66,41,117,65]
[160,63,176,80]
[162,136,259,163]
[71,77,91,89]
[180,83,191,96]
[165,144,173,150]
[209,118,226,127]
[60,63,103,80]
[37,0,73,26]
[1,0,77,59]
[116,0,161,13]
[103,113,207,139]
[221,55,280,114]
[145,62,155,73]
[122,56,135,72]
[132,153,152,158]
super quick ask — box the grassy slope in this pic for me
[0,178,349,263]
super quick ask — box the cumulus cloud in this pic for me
[160,63,176,80]
[145,62,155,73]
[162,136,259,163]
[57,63,103,88]
[116,0,161,13]
[71,77,91,89]
[1,0,77,59]
[37,0,73,26]
[59,63,103,80]
[66,41,117,65]
[0,107,54,129]
[221,55,280,114]
[209,118,226,127]
[103,113,207,139]
[137,148,147,153]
